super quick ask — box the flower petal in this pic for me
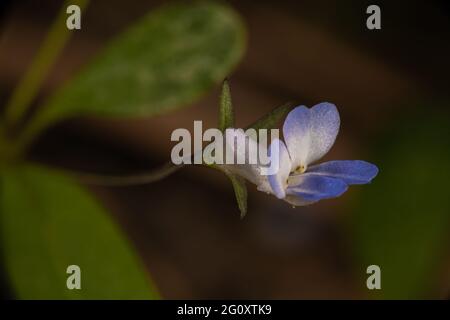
[282,105,311,170]
[267,138,292,199]
[283,103,340,169]
[283,195,317,207]
[287,173,348,201]
[221,128,271,192]
[307,160,379,185]
[307,102,340,165]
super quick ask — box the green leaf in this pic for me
[225,172,248,218]
[352,107,450,299]
[247,102,294,131]
[33,1,246,127]
[0,165,159,299]
[218,80,235,131]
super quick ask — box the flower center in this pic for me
[294,164,307,174]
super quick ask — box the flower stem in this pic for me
[3,0,89,129]
[51,162,184,186]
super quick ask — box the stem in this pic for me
[7,105,59,159]
[3,0,89,128]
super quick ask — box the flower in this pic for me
[267,102,378,206]
[224,102,379,206]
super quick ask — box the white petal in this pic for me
[283,105,311,171]
[306,102,340,164]
[283,103,340,170]
[221,128,271,192]
[221,164,266,186]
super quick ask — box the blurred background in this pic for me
[0,0,449,299]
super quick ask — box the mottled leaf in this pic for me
[32,2,245,131]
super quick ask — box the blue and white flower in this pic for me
[266,102,378,206]
[216,102,378,206]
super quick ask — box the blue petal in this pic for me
[287,174,348,201]
[284,194,317,207]
[307,160,379,185]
